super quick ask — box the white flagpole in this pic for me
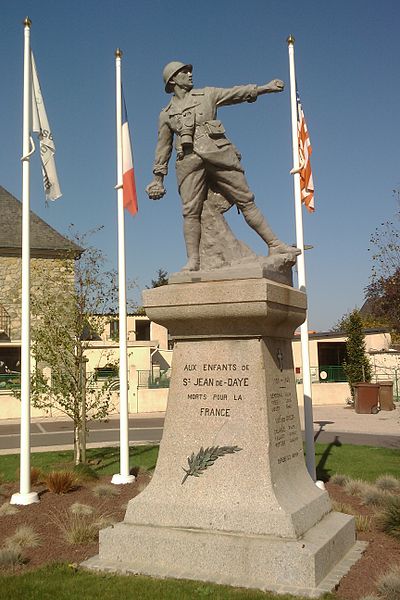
[11,17,39,505]
[287,35,316,481]
[112,49,135,485]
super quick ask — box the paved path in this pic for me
[0,405,398,454]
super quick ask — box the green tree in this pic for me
[342,310,372,398]
[28,230,120,464]
[147,268,169,288]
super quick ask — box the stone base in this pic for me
[84,278,362,597]
[83,513,364,597]
[169,254,293,286]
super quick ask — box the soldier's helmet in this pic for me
[163,61,192,93]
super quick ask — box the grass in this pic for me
[69,503,94,516]
[354,514,373,532]
[0,443,398,485]
[48,509,115,545]
[0,502,18,517]
[0,446,158,482]
[5,525,41,549]
[92,483,120,498]
[376,496,400,539]
[0,563,336,600]
[45,471,77,495]
[314,443,400,482]
[0,546,25,569]
[376,564,400,600]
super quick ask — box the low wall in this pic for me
[0,391,119,420]
[133,388,169,413]
[296,382,350,406]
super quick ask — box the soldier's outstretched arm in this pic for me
[257,79,285,95]
[213,80,284,107]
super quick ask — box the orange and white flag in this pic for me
[297,92,314,212]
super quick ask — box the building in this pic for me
[292,328,399,405]
[0,186,172,419]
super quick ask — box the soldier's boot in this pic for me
[241,204,301,257]
[182,216,201,271]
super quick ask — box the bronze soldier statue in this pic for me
[146,62,300,272]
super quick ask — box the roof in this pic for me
[293,327,391,340]
[0,186,81,257]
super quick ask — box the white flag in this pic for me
[31,52,62,201]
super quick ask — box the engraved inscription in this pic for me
[181,362,250,418]
[269,373,301,464]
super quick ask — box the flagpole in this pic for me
[112,49,135,485]
[11,17,39,505]
[287,35,316,481]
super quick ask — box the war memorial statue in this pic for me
[146,62,300,274]
[85,59,362,597]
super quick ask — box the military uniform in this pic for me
[153,85,260,217]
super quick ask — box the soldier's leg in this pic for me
[209,166,300,257]
[178,160,208,271]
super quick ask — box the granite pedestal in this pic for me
[83,278,363,596]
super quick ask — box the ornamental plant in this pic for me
[342,309,372,398]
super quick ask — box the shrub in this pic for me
[15,467,44,486]
[44,470,76,494]
[344,478,369,497]
[0,545,25,569]
[361,485,392,508]
[92,484,120,498]
[360,595,379,600]
[330,474,350,487]
[376,496,400,540]
[69,503,94,516]
[49,508,115,545]
[30,467,44,486]
[376,565,400,600]
[332,501,355,515]
[73,463,99,482]
[355,515,372,532]
[5,525,40,549]
[0,502,18,517]
[375,475,400,493]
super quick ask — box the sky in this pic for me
[1,1,399,332]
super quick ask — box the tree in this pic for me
[147,268,169,288]
[365,191,400,341]
[28,229,121,464]
[342,309,372,398]
[134,268,169,316]
[332,309,390,334]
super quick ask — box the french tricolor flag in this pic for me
[122,94,138,215]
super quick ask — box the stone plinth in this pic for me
[83,278,362,596]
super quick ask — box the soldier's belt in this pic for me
[194,120,226,139]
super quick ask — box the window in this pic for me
[317,342,347,382]
[135,320,150,341]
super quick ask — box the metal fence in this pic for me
[0,373,20,391]
[371,369,400,401]
[318,365,346,383]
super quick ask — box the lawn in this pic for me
[315,441,400,482]
[0,445,159,482]
[0,564,334,600]
[0,442,398,484]
[0,443,399,599]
